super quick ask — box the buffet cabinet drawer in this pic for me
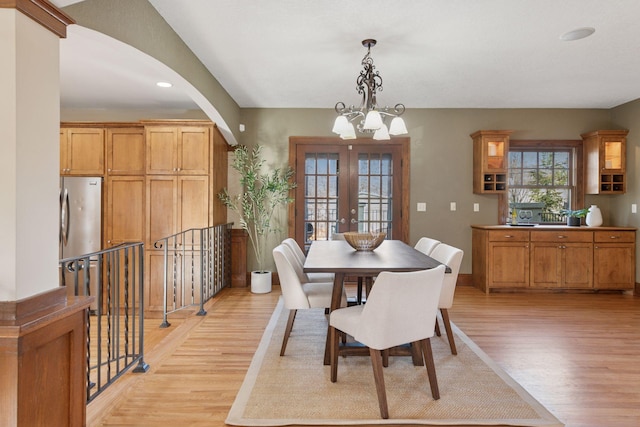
[530,230,593,243]
[488,230,529,242]
[594,231,635,243]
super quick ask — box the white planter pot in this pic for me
[251,271,272,294]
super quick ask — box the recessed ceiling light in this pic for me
[156,81,173,88]
[560,27,595,41]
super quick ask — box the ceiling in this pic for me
[54,0,640,112]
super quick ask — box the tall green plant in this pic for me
[218,145,295,272]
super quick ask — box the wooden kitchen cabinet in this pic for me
[582,129,628,194]
[593,230,635,290]
[145,125,210,175]
[60,127,105,175]
[146,175,210,246]
[106,127,145,175]
[472,225,635,293]
[471,130,512,194]
[472,228,529,292]
[105,176,145,247]
[62,120,230,316]
[529,231,592,288]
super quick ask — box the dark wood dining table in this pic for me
[303,239,450,365]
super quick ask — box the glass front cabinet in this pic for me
[471,130,512,194]
[582,130,628,194]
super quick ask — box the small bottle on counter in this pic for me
[511,209,518,225]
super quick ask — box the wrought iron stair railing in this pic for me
[59,242,148,403]
[153,223,233,327]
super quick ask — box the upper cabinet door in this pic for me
[146,125,211,175]
[146,127,178,174]
[60,128,105,175]
[107,128,145,175]
[178,127,210,175]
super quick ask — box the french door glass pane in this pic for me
[357,153,393,236]
[304,153,339,243]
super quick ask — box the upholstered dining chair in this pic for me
[273,244,343,356]
[281,238,334,283]
[329,265,446,419]
[414,237,441,256]
[429,243,464,355]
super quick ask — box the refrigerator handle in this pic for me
[59,188,63,245]
[61,189,69,246]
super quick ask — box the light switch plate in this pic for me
[417,202,426,212]
[473,203,480,212]
[632,204,637,214]
[450,202,457,211]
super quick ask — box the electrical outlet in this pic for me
[473,203,480,212]
[417,202,426,212]
[450,202,457,211]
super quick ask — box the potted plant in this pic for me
[561,207,590,227]
[218,145,295,293]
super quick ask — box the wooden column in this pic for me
[0,2,82,426]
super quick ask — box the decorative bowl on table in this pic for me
[343,232,386,251]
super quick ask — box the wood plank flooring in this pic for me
[87,285,640,427]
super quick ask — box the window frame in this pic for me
[498,140,584,224]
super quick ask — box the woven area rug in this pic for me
[226,298,563,426]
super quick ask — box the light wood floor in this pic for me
[87,285,640,427]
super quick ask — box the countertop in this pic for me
[471,224,637,231]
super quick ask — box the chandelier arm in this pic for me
[377,104,406,118]
[392,103,405,116]
[334,101,347,115]
[347,111,365,121]
[335,102,365,121]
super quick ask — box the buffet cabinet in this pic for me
[471,225,636,293]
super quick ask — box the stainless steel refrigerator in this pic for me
[60,176,102,259]
[59,177,102,306]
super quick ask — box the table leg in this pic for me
[324,272,344,365]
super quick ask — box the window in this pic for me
[499,140,584,224]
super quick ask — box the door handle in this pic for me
[350,218,358,224]
[339,218,346,224]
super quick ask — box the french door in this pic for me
[288,137,409,251]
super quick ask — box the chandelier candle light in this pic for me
[332,39,408,141]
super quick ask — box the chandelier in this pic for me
[332,39,408,141]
